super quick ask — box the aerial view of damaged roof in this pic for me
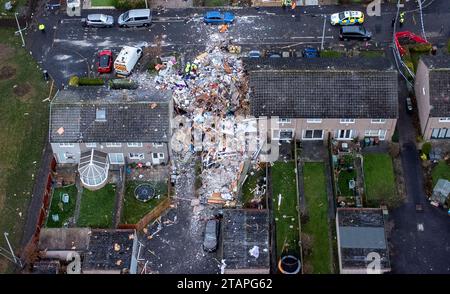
[243,57,398,119]
[49,86,172,143]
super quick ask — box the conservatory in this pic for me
[78,149,109,190]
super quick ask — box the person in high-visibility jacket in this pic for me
[190,63,198,76]
[399,12,405,27]
[38,23,45,33]
[184,62,191,75]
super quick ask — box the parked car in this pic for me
[114,46,143,76]
[203,219,219,252]
[248,50,261,58]
[339,25,372,41]
[267,51,282,58]
[406,96,414,113]
[330,11,364,26]
[97,50,113,74]
[118,9,152,27]
[302,47,319,58]
[83,14,114,28]
[203,11,235,25]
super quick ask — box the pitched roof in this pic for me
[420,55,450,117]
[336,208,390,271]
[244,57,398,119]
[50,87,171,143]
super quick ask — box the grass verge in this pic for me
[432,160,450,187]
[0,28,50,273]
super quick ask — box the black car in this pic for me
[203,219,219,252]
[406,96,414,113]
[339,25,372,41]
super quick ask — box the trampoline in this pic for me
[135,183,155,202]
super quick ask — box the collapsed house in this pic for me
[34,228,139,274]
[49,86,172,190]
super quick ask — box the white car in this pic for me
[330,11,364,26]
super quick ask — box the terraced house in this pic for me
[244,57,399,143]
[414,55,450,140]
[49,87,172,189]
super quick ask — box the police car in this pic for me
[330,11,364,26]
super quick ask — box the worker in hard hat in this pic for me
[184,62,191,78]
[38,23,45,33]
[190,63,198,77]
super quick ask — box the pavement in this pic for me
[24,2,450,87]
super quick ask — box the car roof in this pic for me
[87,14,104,20]
[206,11,222,18]
[128,9,151,17]
[341,25,364,32]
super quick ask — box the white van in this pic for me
[118,9,152,27]
[114,46,143,76]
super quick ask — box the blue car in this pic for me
[203,11,235,24]
[302,48,319,58]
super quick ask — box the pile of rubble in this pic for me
[133,31,256,205]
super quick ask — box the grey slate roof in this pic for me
[420,55,450,117]
[243,57,398,119]
[222,209,270,271]
[337,208,390,271]
[50,86,171,143]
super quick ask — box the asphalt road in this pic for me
[389,77,450,274]
[24,2,450,87]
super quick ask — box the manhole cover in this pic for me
[134,184,155,202]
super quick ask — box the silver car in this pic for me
[118,9,152,27]
[83,14,114,28]
[203,219,219,252]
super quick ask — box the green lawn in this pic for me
[91,0,116,6]
[46,185,77,228]
[0,29,50,273]
[432,160,450,186]
[204,0,229,6]
[359,50,385,58]
[302,162,332,274]
[122,181,168,224]
[363,154,397,207]
[77,184,116,228]
[272,161,300,258]
[337,169,356,196]
[241,167,266,208]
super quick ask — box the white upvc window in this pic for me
[152,143,164,147]
[129,153,145,160]
[364,129,387,140]
[127,143,143,147]
[431,128,450,139]
[59,143,74,148]
[109,153,125,165]
[85,143,97,148]
[438,118,450,122]
[272,129,294,140]
[336,129,353,140]
[306,119,322,124]
[371,119,386,124]
[106,143,122,148]
[340,119,355,124]
[302,129,324,140]
[278,118,292,124]
[152,153,165,159]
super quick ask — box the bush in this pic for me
[422,142,432,156]
[391,127,399,143]
[78,77,104,86]
[68,76,79,86]
[109,79,138,89]
[319,50,342,58]
[113,0,146,9]
[447,39,450,54]
[408,43,432,53]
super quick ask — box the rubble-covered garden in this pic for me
[272,161,300,259]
